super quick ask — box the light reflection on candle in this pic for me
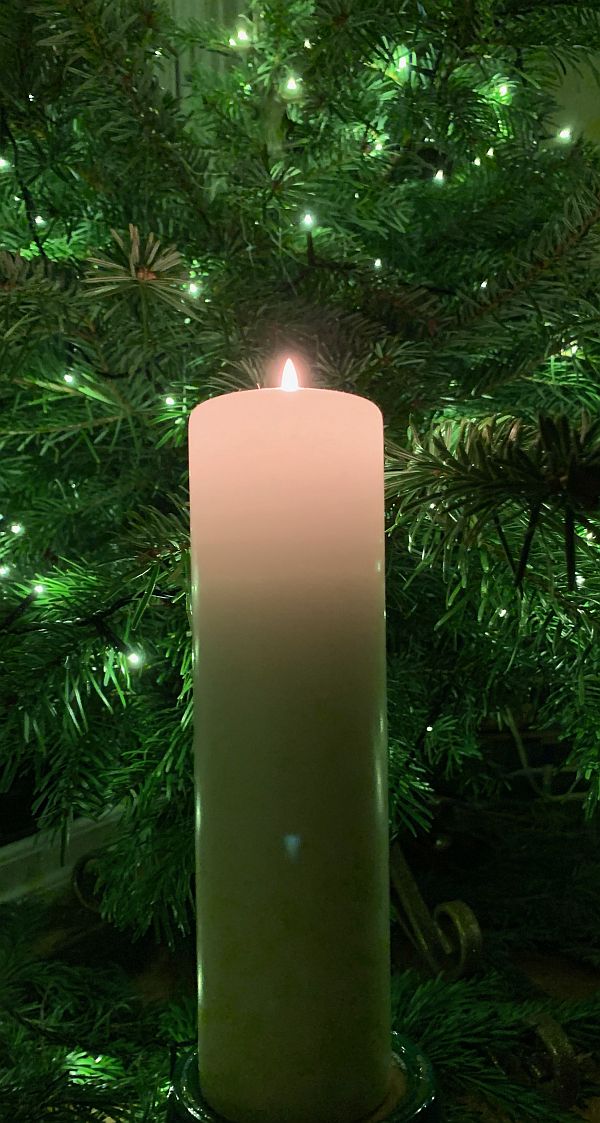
[283,833,302,860]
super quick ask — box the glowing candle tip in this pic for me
[280,358,300,391]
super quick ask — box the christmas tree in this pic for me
[2,1,600,1119]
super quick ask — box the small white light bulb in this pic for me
[486,147,494,157]
[398,56,408,70]
[0,157,9,170]
[286,77,298,92]
[304,38,312,48]
[10,523,23,534]
[480,279,488,289]
[228,37,236,46]
[35,215,45,225]
[127,651,143,667]
[64,373,74,384]
[34,583,45,595]
[576,574,585,587]
[374,258,382,269]
[188,282,199,295]
[0,565,10,577]
[498,608,508,617]
[426,725,433,732]
[302,212,314,227]
[434,169,444,182]
[165,395,175,406]
[499,84,508,97]
[236,27,249,41]
[473,157,481,166]
[558,126,572,141]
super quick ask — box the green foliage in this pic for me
[1,895,599,1122]
[1,0,600,1098]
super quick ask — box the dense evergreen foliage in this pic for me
[2,1,600,1119]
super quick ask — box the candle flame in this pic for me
[280,358,300,391]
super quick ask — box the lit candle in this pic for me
[188,358,391,1123]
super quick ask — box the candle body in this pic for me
[188,389,391,1123]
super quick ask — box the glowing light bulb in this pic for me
[188,282,199,295]
[486,147,494,157]
[0,157,9,170]
[558,126,572,140]
[165,395,175,406]
[576,574,585,587]
[499,84,508,96]
[473,157,481,166]
[480,279,488,289]
[10,523,23,534]
[374,258,382,269]
[236,27,249,41]
[397,56,408,70]
[35,215,45,225]
[434,169,444,182]
[64,373,74,384]
[228,37,236,46]
[34,583,45,595]
[304,38,312,48]
[0,565,9,577]
[498,608,508,617]
[302,212,314,227]
[426,725,433,732]
[127,651,143,667]
[286,77,298,92]
[280,358,299,392]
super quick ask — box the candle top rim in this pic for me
[188,388,383,418]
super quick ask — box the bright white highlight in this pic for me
[280,359,300,392]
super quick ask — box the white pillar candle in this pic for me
[188,358,391,1123]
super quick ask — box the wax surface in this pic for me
[188,388,391,1123]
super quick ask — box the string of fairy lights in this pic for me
[0,19,583,680]
[0,514,145,670]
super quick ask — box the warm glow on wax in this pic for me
[280,357,300,391]
[188,360,391,1123]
